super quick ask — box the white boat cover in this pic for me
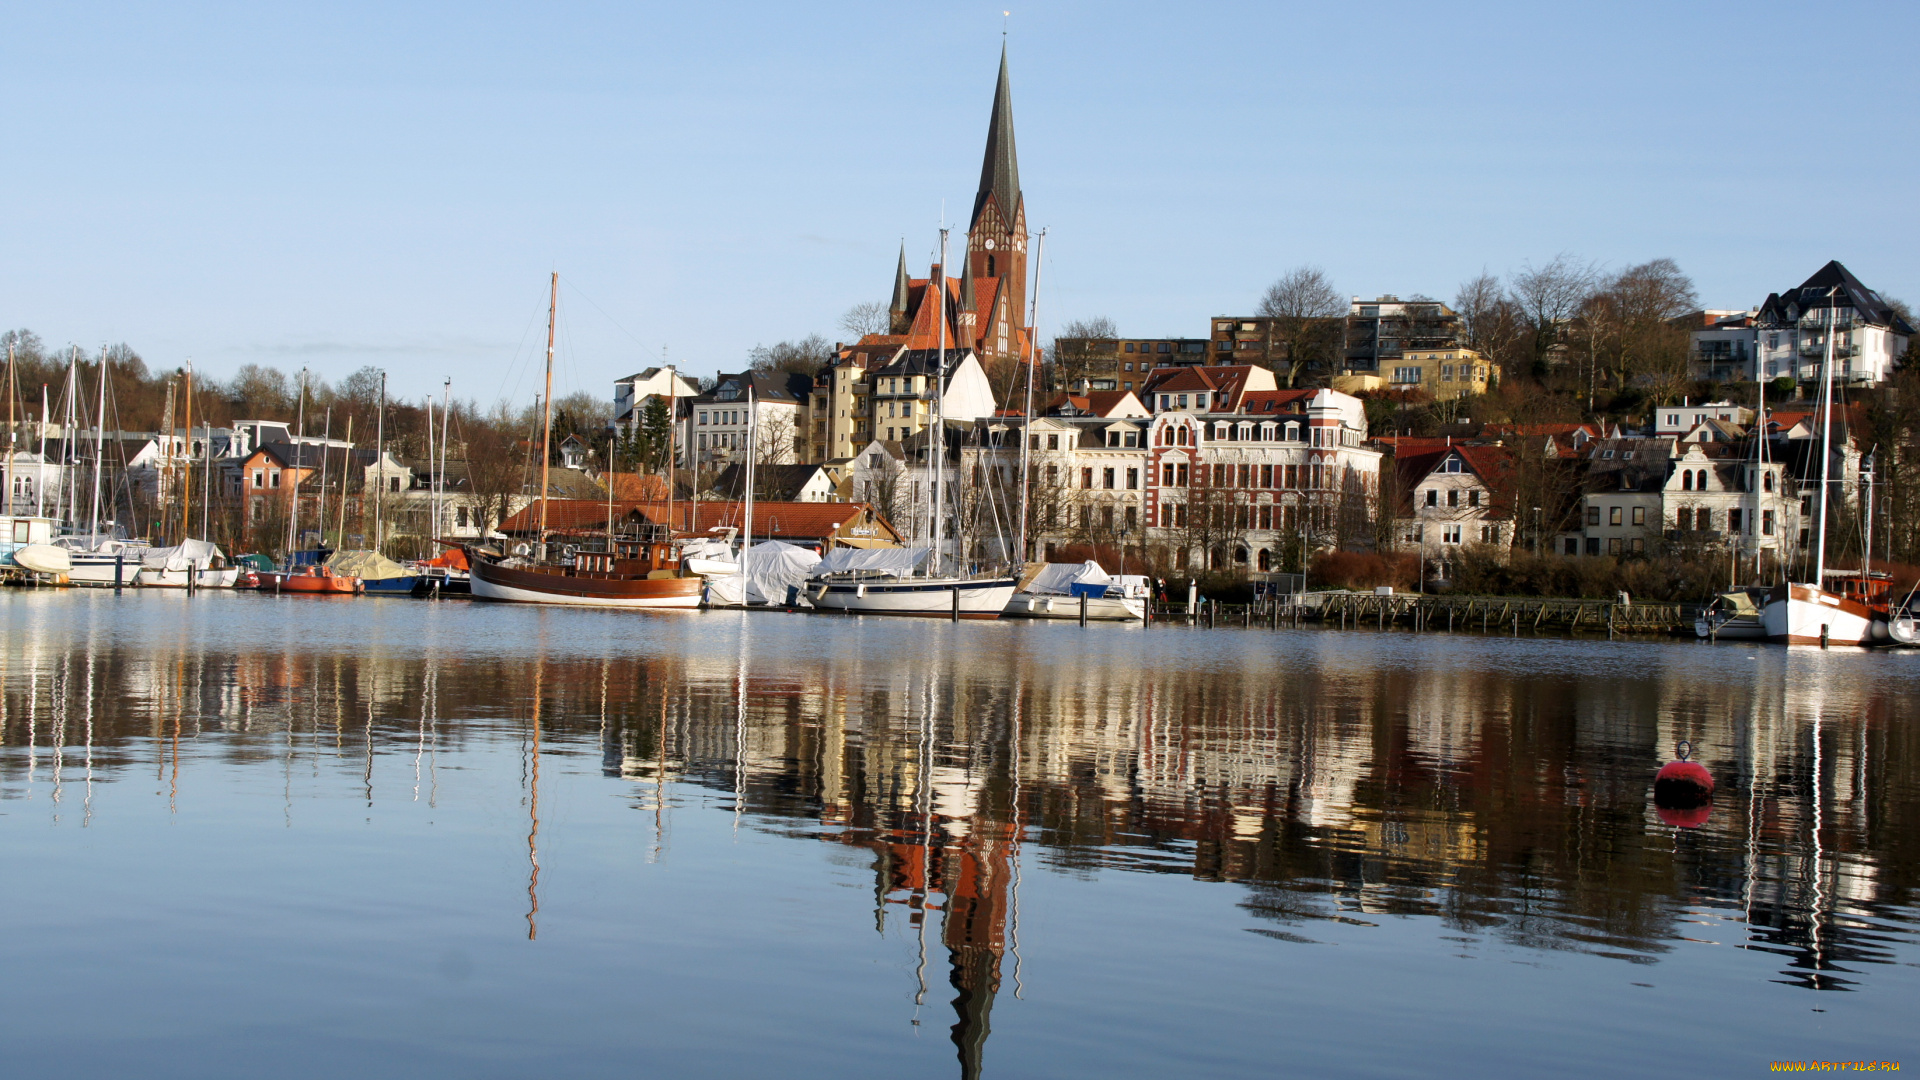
[679,537,736,563]
[706,542,824,606]
[141,538,224,571]
[810,546,926,579]
[326,549,415,580]
[1023,561,1112,596]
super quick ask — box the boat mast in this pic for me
[743,381,756,559]
[337,416,353,546]
[5,343,15,517]
[932,228,948,576]
[1812,292,1836,585]
[1017,228,1045,564]
[424,396,435,546]
[439,378,452,543]
[37,382,48,517]
[315,407,332,547]
[201,412,214,544]
[180,360,193,543]
[375,370,387,555]
[88,349,107,543]
[289,368,308,554]
[1753,371,1766,586]
[666,364,678,538]
[538,272,557,549]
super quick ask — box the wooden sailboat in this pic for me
[1761,291,1880,645]
[467,273,702,609]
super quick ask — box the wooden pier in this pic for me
[1149,590,1692,637]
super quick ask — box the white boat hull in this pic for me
[1694,614,1766,640]
[1761,584,1878,645]
[808,577,1017,618]
[66,551,148,585]
[469,573,701,609]
[1002,592,1145,621]
[137,566,243,588]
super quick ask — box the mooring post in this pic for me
[1079,592,1088,627]
[113,554,124,594]
[951,585,960,622]
[1820,623,1829,649]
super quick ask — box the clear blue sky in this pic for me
[4,1,1914,407]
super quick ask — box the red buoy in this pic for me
[1654,741,1713,828]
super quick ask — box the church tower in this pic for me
[965,45,1027,345]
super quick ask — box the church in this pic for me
[810,47,1035,461]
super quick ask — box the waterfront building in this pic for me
[682,371,813,474]
[1390,443,1515,564]
[1050,336,1212,393]
[1140,364,1277,414]
[613,366,700,437]
[1143,388,1381,573]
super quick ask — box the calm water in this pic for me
[2,590,1917,1077]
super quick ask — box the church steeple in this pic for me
[970,44,1021,232]
[888,242,911,334]
[965,44,1029,348]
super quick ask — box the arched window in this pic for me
[1697,469,1708,490]
[1257,548,1272,572]
[1234,547,1248,565]
[1683,471,1693,491]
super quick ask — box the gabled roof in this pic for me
[1236,389,1316,415]
[1757,260,1916,334]
[709,462,830,502]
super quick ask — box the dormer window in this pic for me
[1443,457,1462,473]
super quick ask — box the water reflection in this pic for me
[3,596,1919,1075]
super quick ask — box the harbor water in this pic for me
[2,590,1917,1077]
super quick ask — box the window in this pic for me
[1631,538,1645,553]
[1159,394,1171,410]
[1609,506,1622,526]
[270,470,281,488]
[1586,506,1600,526]
[1081,468,1093,489]
[1631,507,1645,526]
[1442,525,1462,544]
[1481,525,1493,543]
[1123,506,1138,530]
[1586,537,1600,555]
[1176,464,1189,487]
[1764,472,1774,493]
[1443,457,1462,473]
[1608,537,1623,554]
[1259,505,1272,530]
[1124,362,1133,371]
[1125,342,1135,353]
[1126,468,1139,490]
[1763,510,1775,536]
[1124,431,1138,447]
[1260,464,1273,488]
[1178,394,1189,409]
[1426,489,1438,507]
[1447,490,1459,508]
[1157,343,1171,353]
[252,470,263,488]
[1564,538,1578,555]
[699,411,708,425]
[1047,434,1059,450]
[1080,506,1091,529]
[456,506,469,528]
[1162,464,1175,486]
[1729,509,1743,534]
[1468,490,1480,508]
[390,477,400,493]
[1392,367,1423,384]
[1696,508,1712,531]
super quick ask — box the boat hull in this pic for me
[139,566,243,588]
[1002,592,1145,621]
[808,577,1017,618]
[469,558,702,609]
[1761,583,1879,645]
[253,570,361,594]
[1694,614,1766,640]
[66,551,148,585]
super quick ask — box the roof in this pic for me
[1237,390,1316,415]
[1757,260,1916,335]
[607,473,671,502]
[708,463,829,502]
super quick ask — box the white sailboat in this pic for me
[1761,290,1875,645]
[1003,560,1147,620]
[804,229,1015,618]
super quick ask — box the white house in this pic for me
[1752,261,1913,386]
[614,367,701,434]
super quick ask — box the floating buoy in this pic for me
[1654,740,1713,828]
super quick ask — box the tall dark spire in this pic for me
[970,44,1021,230]
[889,242,911,320]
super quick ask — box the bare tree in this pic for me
[754,410,801,466]
[1509,255,1599,377]
[1048,316,1119,392]
[839,302,889,339]
[748,335,833,379]
[1256,266,1346,387]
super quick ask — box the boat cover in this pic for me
[326,549,415,580]
[1022,561,1112,596]
[810,546,927,578]
[679,538,735,564]
[142,538,224,571]
[706,542,824,606]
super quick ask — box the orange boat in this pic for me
[255,565,365,595]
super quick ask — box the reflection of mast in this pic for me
[528,657,544,940]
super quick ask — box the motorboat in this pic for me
[256,564,364,595]
[136,539,243,588]
[53,535,151,586]
[805,547,1016,618]
[1003,561,1147,621]
[1694,589,1766,640]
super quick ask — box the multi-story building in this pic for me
[1376,347,1498,399]
[682,371,812,473]
[613,367,701,436]
[1653,401,1753,438]
[1208,315,1347,382]
[1049,337,1211,393]
[1753,261,1912,386]
[1140,364,1277,414]
[1390,444,1515,561]
[1679,310,1758,382]
[1143,388,1381,574]
[1344,297,1464,376]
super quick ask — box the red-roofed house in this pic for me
[1393,443,1516,559]
[1140,365,1277,414]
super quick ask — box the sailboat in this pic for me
[1761,291,1879,645]
[467,274,703,609]
[807,230,1017,619]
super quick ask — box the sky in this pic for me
[3,1,1916,407]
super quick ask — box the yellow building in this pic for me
[1385,348,1496,399]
